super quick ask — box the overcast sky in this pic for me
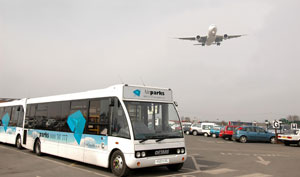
[1,0,300,122]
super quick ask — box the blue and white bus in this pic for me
[22,84,186,176]
[0,99,26,149]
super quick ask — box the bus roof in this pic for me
[0,99,27,107]
[26,84,174,104]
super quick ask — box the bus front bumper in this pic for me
[125,153,187,169]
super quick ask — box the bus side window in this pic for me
[111,98,130,139]
[47,102,62,131]
[35,104,48,130]
[0,107,4,125]
[17,107,24,128]
[60,101,71,132]
[87,99,109,135]
[4,107,12,125]
[70,100,88,118]
[25,104,37,129]
[9,106,19,127]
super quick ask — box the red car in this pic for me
[219,125,238,140]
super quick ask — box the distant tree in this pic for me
[279,118,288,124]
[184,117,191,122]
[287,115,300,122]
[221,120,226,126]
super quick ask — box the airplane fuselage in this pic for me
[206,24,217,46]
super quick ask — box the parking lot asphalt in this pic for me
[1,135,300,177]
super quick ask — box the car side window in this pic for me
[256,128,265,133]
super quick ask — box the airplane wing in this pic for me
[177,37,196,41]
[216,34,245,41]
[177,36,207,43]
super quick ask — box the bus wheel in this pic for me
[167,163,184,171]
[16,135,22,149]
[34,139,42,156]
[110,150,130,177]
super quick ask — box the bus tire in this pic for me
[110,150,130,177]
[16,135,22,149]
[34,139,42,156]
[167,163,184,171]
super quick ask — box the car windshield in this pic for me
[227,126,234,131]
[124,101,183,140]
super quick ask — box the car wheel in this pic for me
[204,133,208,137]
[167,163,184,171]
[239,136,247,143]
[212,134,217,138]
[284,141,290,146]
[193,131,198,136]
[16,135,22,149]
[185,131,190,135]
[298,141,300,147]
[110,150,130,177]
[270,137,276,144]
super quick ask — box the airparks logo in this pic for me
[133,89,141,96]
[133,89,165,97]
[145,90,165,96]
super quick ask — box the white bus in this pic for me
[22,84,186,176]
[0,99,26,149]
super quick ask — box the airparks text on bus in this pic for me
[0,84,186,177]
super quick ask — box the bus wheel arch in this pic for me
[109,148,130,176]
[15,134,22,149]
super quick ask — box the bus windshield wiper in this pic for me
[156,138,166,142]
[139,139,149,143]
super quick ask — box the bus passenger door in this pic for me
[84,99,109,167]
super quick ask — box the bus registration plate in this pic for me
[155,159,169,164]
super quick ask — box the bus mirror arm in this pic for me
[109,99,115,107]
[174,101,178,107]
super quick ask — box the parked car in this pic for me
[191,123,218,136]
[210,126,222,138]
[182,123,192,135]
[232,126,276,144]
[278,129,300,146]
[219,125,238,140]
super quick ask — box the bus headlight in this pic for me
[141,151,146,157]
[181,148,185,154]
[136,152,141,158]
[177,149,181,154]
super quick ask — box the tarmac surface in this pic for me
[1,135,300,177]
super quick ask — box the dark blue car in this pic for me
[232,126,276,144]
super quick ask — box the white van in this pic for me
[190,122,218,136]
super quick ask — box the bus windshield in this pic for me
[124,101,183,140]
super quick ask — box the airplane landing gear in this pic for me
[217,42,221,46]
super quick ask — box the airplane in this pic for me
[177,24,245,46]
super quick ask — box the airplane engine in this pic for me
[196,35,201,42]
[224,34,228,39]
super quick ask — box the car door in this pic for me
[246,127,256,141]
[256,127,267,141]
